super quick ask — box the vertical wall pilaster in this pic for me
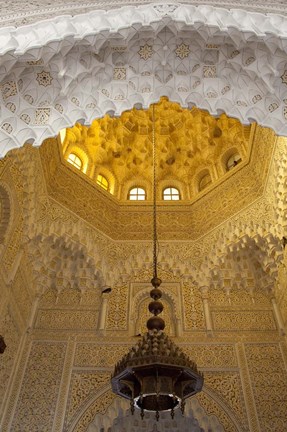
[98,293,110,330]
[200,286,213,334]
[236,343,261,432]
[53,337,76,432]
[270,296,286,335]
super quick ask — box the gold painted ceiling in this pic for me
[60,98,251,199]
[40,99,276,240]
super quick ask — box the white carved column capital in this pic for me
[98,288,112,331]
[200,285,213,334]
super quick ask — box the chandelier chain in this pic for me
[152,104,158,280]
[111,102,204,420]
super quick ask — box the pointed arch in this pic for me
[1,4,287,157]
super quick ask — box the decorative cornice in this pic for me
[1,1,287,28]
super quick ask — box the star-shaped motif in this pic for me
[138,44,154,61]
[175,43,190,60]
[36,70,53,87]
[281,70,287,85]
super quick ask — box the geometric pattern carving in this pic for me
[0,126,286,432]
[182,282,205,330]
[204,371,247,426]
[212,310,277,331]
[197,392,238,432]
[182,345,237,368]
[245,343,287,432]
[0,7,287,432]
[61,98,251,203]
[11,342,66,432]
[106,284,128,330]
[36,71,53,87]
[1,5,287,156]
[138,44,153,61]
[72,391,116,432]
[35,309,99,330]
[65,372,110,430]
[74,344,133,368]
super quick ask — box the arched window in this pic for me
[226,153,242,171]
[199,173,212,191]
[163,187,180,200]
[67,153,82,170]
[128,187,146,200]
[97,174,109,191]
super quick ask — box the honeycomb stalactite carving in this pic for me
[0,44,287,432]
[1,4,287,154]
[61,99,250,199]
[40,124,276,242]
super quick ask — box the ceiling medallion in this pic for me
[138,44,154,61]
[175,43,190,60]
[36,70,53,87]
[111,105,203,421]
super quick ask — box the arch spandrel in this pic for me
[1,4,287,156]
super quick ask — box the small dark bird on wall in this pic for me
[0,335,6,354]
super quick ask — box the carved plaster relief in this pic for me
[1,4,287,154]
[11,341,66,432]
[40,125,276,241]
[245,343,287,431]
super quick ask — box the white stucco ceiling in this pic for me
[1,0,287,28]
[1,2,287,156]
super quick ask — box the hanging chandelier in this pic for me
[111,105,203,421]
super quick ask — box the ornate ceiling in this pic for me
[1,6,287,432]
[41,113,275,241]
[61,98,251,197]
[1,3,287,157]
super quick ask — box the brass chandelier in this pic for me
[111,105,203,421]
